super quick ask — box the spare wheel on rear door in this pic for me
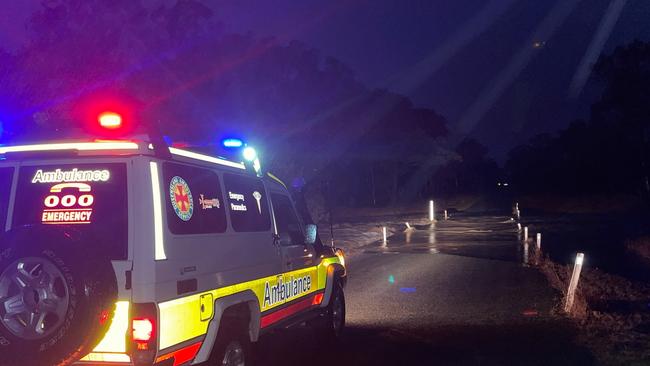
[0,227,117,366]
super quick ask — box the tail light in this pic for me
[129,303,158,366]
[132,318,154,344]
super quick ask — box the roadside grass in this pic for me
[538,256,650,365]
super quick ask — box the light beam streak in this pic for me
[389,0,519,94]
[457,0,582,134]
[568,0,627,98]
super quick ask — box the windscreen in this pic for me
[12,163,128,259]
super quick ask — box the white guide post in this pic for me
[564,253,585,313]
[524,226,528,241]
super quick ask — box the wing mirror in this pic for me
[304,224,318,245]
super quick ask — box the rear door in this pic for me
[269,191,316,272]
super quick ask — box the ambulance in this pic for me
[0,112,346,366]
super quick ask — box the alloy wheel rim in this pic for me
[0,257,70,340]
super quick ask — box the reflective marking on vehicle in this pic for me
[78,352,131,363]
[155,341,203,366]
[0,141,139,154]
[150,162,167,260]
[158,256,343,351]
[80,301,130,362]
[169,147,245,170]
[260,293,319,328]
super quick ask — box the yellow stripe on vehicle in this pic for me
[158,257,342,350]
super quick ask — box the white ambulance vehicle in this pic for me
[0,117,346,366]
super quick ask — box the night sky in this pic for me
[2,0,650,161]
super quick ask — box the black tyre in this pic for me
[310,282,345,340]
[0,229,117,366]
[209,323,252,366]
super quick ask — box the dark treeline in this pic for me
[2,1,643,212]
[505,40,650,198]
[0,0,449,212]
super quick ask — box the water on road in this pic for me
[256,214,594,365]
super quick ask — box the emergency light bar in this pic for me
[98,112,123,130]
[222,138,244,148]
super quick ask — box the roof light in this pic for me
[98,112,122,130]
[222,138,244,148]
[0,141,139,154]
[243,147,257,162]
[169,147,245,169]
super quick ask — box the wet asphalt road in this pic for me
[257,214,594,365]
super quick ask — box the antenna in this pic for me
[327,179,335,247]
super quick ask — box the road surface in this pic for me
[257,214,594,365]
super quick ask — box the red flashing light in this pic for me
[98,112,122,130]
[132,318,154,343]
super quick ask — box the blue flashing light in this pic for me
[243,146,257,162]
[222,138,244,148]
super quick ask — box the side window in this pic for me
[271,194,304,247]
[0,167,13,231]
[163,163,227,234]
[223,173,271,232]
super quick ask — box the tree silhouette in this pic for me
[506,40,650,197]
[2,0,449,208]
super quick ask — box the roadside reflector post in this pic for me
[516,209,521,219]
[524,226,528,241]
[536,233,542,249]
[429,200,435,221]
[382,226,387,242]
[523,241,529,265]
[444,210,448,220]
[517,223,522,232]
[565,253,585,313]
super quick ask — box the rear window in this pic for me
[162,163,227,235]
[223,173,271,232]
[13,163,128,259]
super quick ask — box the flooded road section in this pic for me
[256,214,594,366]
[362,215,524,262]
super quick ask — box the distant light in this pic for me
[222,138,244,148]
[98,112,122,129]
[243,146,257,161]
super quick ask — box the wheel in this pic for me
[309,282,345,340]
[209,323,252,366]
[0,229,117,366]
